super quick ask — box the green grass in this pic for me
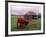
[11,16,41,31]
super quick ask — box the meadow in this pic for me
[11,16,41,31]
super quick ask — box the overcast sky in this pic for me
[9,3,43,15]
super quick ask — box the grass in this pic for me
[11,16,41,31]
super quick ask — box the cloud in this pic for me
[10,4,42,15]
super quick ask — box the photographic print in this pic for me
[5,1,45,36]
[10,4,41,31]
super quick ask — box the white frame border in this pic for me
[8,2,44,35]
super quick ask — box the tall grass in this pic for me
[11,16,41,31]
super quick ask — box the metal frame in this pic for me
[5,0,45,36]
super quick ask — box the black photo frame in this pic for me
[5,0,45,36]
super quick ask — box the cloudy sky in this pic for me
[9,3,43,15]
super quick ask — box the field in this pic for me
[11,16,41,31]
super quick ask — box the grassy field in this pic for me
[11,16,41,31]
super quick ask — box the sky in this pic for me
[9,3,43,15]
